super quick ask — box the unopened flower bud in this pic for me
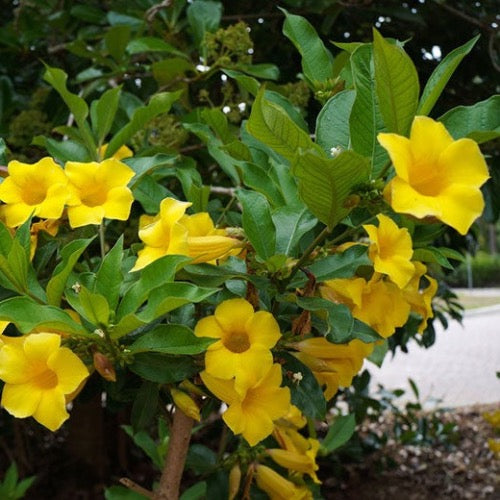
[93,352,116,382]
[171,388,200,421]
[228,463,242,500]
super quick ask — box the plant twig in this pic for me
[120,478,154,498]
[153,407,194,500]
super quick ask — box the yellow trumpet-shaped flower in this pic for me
[201,364,291,446]
[379,116,489,235]
[291,337,374,400]
[0,158,70,227]
[195,298,281,389]
[254,465,312,500]
[0,333,89,431]
[269,425,321,483]
[65,158,135,228]
[29,219,60,260]
[363,214,415,289]
[132,197,241,271]
[321,276,411,338]
[98,144,133,161]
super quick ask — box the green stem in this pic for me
[99,221,106,260]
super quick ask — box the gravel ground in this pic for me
[324,403,499,499]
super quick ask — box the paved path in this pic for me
[367,303,500,409]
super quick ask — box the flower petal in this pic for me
[409,116,454,167]
[102,186,134,220]
[1,382,42,418]
[200,370,238,405]
[47,347,89,394]
[214,298,254,333]
[377,133,412,181]
[23,333,61,363]
[67,204,105,227]
[95,158,135,188]
[32,388,69,431]
[194,316,224,339]
[245,311,281,348]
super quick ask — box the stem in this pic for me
[153,408,194,500]
[99,221,106,260]
[287,226,331,282]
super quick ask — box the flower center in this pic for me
[81,188,108,207]
[35,368,58,390]
[223,331,251,353]
[22,186,47,205]
[409,161,445,196]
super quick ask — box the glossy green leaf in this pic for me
[130,353,198,384]
[32,137,91,163]
[373,29,419,135]
[66,286,110,327]
[95,237,124,310]
[187,0,222,46]
[418,36,479,116]
[0,296,87,334]
[280,352,326,419]
[129,324,215,355]
[179,481,207,500]
[91,86,122,146]
[131,381,159,431]
[292,150,370,230]
[127,37,184,56]
[322,414,356,453]
[246,88,319,163]
[236,188,276,260]
[439,95,500,143]
[118,255,191,319]
[349,44,388,176]
[46,237,94,306]
[272,205,317,257]
[316,90,356,154]
[281,8,334,85]
[105,91,183,158]
[105,25,130,63]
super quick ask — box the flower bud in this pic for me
[171,388,201,421]
[93,352,116,382]
[228,463,241,500]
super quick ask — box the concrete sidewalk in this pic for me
[367,301,500,408]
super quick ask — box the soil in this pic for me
[324,403,500,500]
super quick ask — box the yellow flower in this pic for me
[321,276,411,338]
[0,333,89,431]
[132,197,242,271]
[180,212,243,264]
[254,465,312,500]
[291,337,373,400]
[195,298,281,390]
[132,197,191,271]
[363,214,415,288]
[269,426,321,483]
[488,438,500,457]
[201,364,291,446]
[98,144,133,160]
[379,116,489,235]
[402,262,437,333]
[0,158,69,227]
[170,388,201,421]
[65,158,135,228]
[484,410,500,429]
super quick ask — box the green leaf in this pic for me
[0,138,8,164]
[281,8,334,85]
[127,37,185,56]
[132,175,171,213]
[131,381,159,431]
[91,86,122,146]
[43,65,96,156]
[246,88,319,163]
[129,324,215,355]
[105,25,130,63]
[322,414,356,452]
[373,29,419,135]
[349,44,388,176]
[118,255,191,319]
[105,91,183,158]
[180,481,207,500]
[95,237,124,311]
[367,340,388,367]
[32,137,91,163]
[238,63,280,81]
[315,90,356,154]
[236,188,276,260]
[418,36,479,116]
[186,445,217,474]
[439,95,500,143]
[105,486,148,500]
[280,352,326,419]
[122,425,163,469]
[126,154,178,186]
[130,353,198,383]
[413,247,455,270]
[238,162,286,207]
[66,286,110,327]
[223,69,260,96]
[294,296,381,343]
[302,245,370,284]
[46,238,94,306]
[187,0,222,46]
[292,150,370,230]
[0,296,87,334]
[272,205,317,257]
